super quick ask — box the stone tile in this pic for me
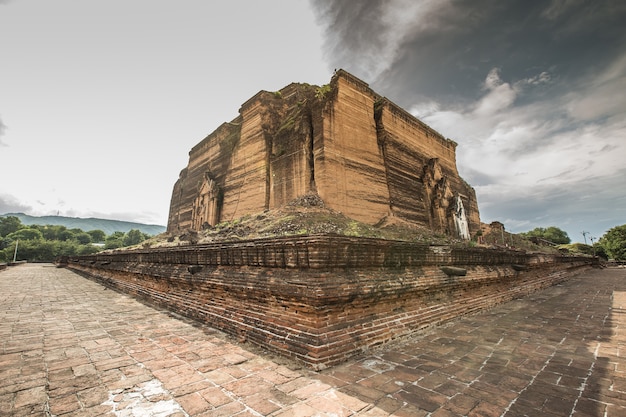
[245,392,282,415]
[13,385,47,408]
[374,396,403,414]
[467,400,504,417]
[199,400,245,417]
[198,386,232,407]
[340,383,387,402]
[277,376,319,394]
[222,375,275,397]
[290,380,332,400]
[161,370,206,391]
[202,368,236,385]
[393,385,448,413]
[443,394,480,415]
[77,386,109,408]
[48,393,82,415]
[255,368,296,385]
[176,392,212,415]
[325,389,370,413]
[169,379,214,397]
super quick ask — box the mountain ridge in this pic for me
[1,212,166,236]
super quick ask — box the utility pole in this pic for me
[590,236,596,257]
[581,231,589,245]
[12,239,19,262]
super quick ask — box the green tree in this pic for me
[105,231,125,249]
[74,232,92,245]
[24,240,59,261]
[521,226,571,244]
[594,244,608,260]
[58,229,76,241]
[7,228,44,241]
[123,229,147,246]
[35,225,67,241]
[78,244,101,255]
[599,224,626,261]
[0,216,23,237]
[87,229,106,243]
[0,236,12,250]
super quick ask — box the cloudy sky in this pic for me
[1,1,624,243]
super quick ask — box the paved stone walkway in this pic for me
[1,264,625,416]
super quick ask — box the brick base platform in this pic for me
[60,235,595,369]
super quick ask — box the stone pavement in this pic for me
[1,264,625,417]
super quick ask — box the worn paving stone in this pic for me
[1,263,626,415]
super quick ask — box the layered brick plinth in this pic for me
[61,235,595,369]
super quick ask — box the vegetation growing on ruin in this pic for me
[275,105,302,137]
[314,84,331,99]
[143,194,510,249]
[219,122,241,158]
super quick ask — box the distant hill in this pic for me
[1,213,166,236]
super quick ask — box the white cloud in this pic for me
[409,65,626,238]
[473,68,551,117]
[524,71,551,86]
[483,68,503,90]
[473,82,517,117]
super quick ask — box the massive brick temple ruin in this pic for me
[168,70,480,239]
[64,71,595,369]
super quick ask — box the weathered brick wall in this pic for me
[62,236,594,369]
[376,100,480,236]
[167,70,481,239]
[316,72,391,224]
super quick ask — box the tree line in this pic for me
[519,225,625,261]
[0,216,151,262]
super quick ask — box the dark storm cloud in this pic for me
[311,0,394,80]
[311,0,626,107]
